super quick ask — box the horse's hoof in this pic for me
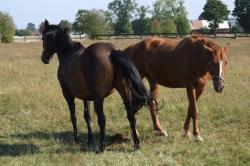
[182,131,192,139]
[194,135,204,142]
[154,130,168,137]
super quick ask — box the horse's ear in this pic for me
[58,21,62,27]
[224,43,230,53]
[44,19,49,30]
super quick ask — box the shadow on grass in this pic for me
[0,143,39,157]
[6,131,131,154]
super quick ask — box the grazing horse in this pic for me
[41,20,151,151]
[125,36,229,140]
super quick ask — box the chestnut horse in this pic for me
[41,20,152,151]
[125,36,229,140]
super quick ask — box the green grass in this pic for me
[0,39,249,165]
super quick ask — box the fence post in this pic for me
[234,32,237,39]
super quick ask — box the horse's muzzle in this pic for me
[41,56,49,64]
[212,77,224,93]
[41,51,51,64]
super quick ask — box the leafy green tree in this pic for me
[26,22,36,32]
[73,9,111,35]
[233,0,250,32]
[0,11,15,43]
[175,16,191,34]
[149,19,162,33]
[175,1,190,34]
[15,29,32,36]
[59,20,72,31]
[161,19,177,33]
[202,0,230,36]
[104,11,115,34]
[132,5,151,34]
[108,0,136,34]
[152,0,179,22]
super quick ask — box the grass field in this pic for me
[0,38,249,166]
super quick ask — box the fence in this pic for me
[12,32,250,43]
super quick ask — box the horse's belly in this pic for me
[158,80,186,88]
[67,77,93,100]
[147,68,187,88]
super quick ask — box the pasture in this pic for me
[0,38,249,165]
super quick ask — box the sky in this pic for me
[0,0,234,29]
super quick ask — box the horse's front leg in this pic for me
[185,86,204,141]
[83,101,93,145]
[148,80,167,137]
[62,89,80,144]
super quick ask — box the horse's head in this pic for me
[41,19,70,64]
[201,42,230,93]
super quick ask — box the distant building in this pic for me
[190,20,230,33]
[228,18,237,28]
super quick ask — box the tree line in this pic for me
[0,0,250,43]
[66,0,191,36]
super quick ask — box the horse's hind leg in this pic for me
[148,80,167,136]
[116,86,140,150]
[93,97,106,152]
[83,101,93,145]
[62,89,80,144]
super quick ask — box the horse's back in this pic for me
[126,37,197,88]
[126,38,179,77]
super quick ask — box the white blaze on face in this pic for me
[219,60,223,77]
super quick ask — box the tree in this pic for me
[152,0,179,22]
[149,19,162,33]
[15,29,32,36]
[132,5,151,34]
[175,16,191,34]
[108,0,136,34]
[0,11,15,43]
[175,1,190,34]
[38,22,45,34]
[59,20,72,31]
[202,0,230,36]
[73,9,111,35]
[161,19,177,33]
[26,22,36,32]
[233,0,250,32]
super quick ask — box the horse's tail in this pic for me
[110,50,151,110]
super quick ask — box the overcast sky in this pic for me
[0,0,234,29]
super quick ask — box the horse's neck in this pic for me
[174,40,209,77]
[57,41,84,64]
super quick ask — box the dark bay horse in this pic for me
[41,20,151,151]
[125,36,230,141]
